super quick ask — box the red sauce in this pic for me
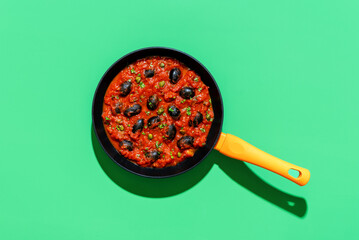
[102,56,214,168]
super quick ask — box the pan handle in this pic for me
[214,133,310,186]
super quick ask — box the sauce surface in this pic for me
[102,56,214,168]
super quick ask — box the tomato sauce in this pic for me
[102,56,214,168]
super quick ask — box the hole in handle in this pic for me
[288,169,301,178]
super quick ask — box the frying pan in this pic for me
[92,47,311,186]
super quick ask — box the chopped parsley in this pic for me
[139,82,145,88]
[200,128,206,133]
[131,68,136,74]
[198,87,202,92]
[155,141,163,149]
[194,77,198,82]
[186,107,191,116]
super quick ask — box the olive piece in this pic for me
[165,124,177,141]
[147,116,161,129]
[132,119,144,133]
[119,140,133,151]
[147,94,159,110]
[124,104,142,117]
[147,150,160,161]
[168,105,181,120]
[177,136,194,150]
[144,69,154,78]
[120,81,132,97]
[169,68,181,84]
[112,102,124,114]
[179,87,195,99]
[192,112,203,127]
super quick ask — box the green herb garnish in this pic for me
[186,107,191,116]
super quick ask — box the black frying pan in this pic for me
[92,47,310,185]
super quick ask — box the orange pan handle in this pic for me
[214,133,310,186]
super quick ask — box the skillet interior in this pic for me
[92,47,224,178]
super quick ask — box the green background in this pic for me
[1,0,358,239]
